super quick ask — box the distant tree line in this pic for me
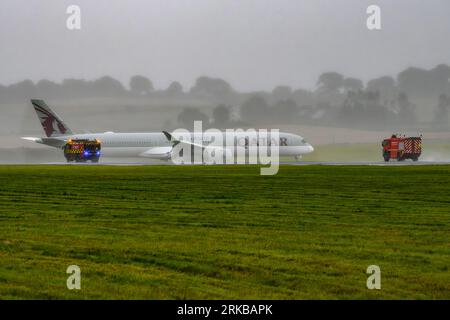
[1,64,450,129]
[233,64,450,129]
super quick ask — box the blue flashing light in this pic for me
[83,151,89,156]
[96,151,101,156]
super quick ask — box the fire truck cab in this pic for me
[382,134,422,162]
[63,139,101,163]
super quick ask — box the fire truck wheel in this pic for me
[412,157,419,162]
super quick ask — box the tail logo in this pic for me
[41,113,67,137]
[32,102,68,137]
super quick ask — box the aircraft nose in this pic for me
[306,144,314,153]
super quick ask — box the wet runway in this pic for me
[18,160,450,166]
[284,161,450,166]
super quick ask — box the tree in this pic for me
[36,79,60,98]
[212,104,231,126]
[397,92,416,124]
[317,72,344,93]
[397,67,429,98]
[291,88,314,107]
[272,99,299,123]
[190,76,235,103]
[338,89,391,127]
[177,107,209,129]
[272,86,292,102]
[129,75,153,95]
[343,77,363,93]
[429,64,450,96]
[6,80,36,102]
[240,95,270,123]
[62,78,90,98]
[166,81,183,96]
[397,65,450,99]
[434,94,450,127]
[92,76,126,97]
[367,76,396,98]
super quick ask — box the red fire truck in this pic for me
[382,134,422,162]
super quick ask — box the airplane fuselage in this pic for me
[48,131,314,159]
[24,100,315,161]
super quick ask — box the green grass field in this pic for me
[0,165,449,299]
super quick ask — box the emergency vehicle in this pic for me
[382,134,422,162]
[63,139,101,162]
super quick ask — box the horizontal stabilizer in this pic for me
[21,136,67,148]
[21,136,42,143]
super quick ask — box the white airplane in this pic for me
[22,99,314,162]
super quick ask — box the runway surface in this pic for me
[3,160,448,166]
[285,161,450,166]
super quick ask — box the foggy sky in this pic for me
[1,0,450,91]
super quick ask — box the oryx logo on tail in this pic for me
[31,99,73,137]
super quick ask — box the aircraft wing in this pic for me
[162,131,206,149]
[162,131,232,163]
[163,130,228,152]
[139,146,172,159]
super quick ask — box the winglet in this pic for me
[162,131,182,147]
[162,131,173,141]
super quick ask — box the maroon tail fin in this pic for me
[31,99,73,137]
